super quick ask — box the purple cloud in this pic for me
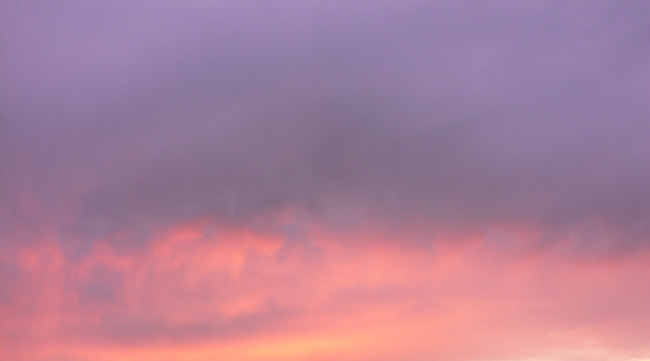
[2,0,649,253]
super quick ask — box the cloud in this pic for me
[2,223,650,360]
[2,3,650,357]
[3,1,650,254]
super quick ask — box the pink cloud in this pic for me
[3,219,649,361]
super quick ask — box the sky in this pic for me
[1,1,650,360]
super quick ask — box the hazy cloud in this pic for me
[3,0,650,251]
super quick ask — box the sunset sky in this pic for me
[2,1,650,360]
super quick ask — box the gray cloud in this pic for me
[2,0,650,251]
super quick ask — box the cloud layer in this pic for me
[2,1,650,360]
